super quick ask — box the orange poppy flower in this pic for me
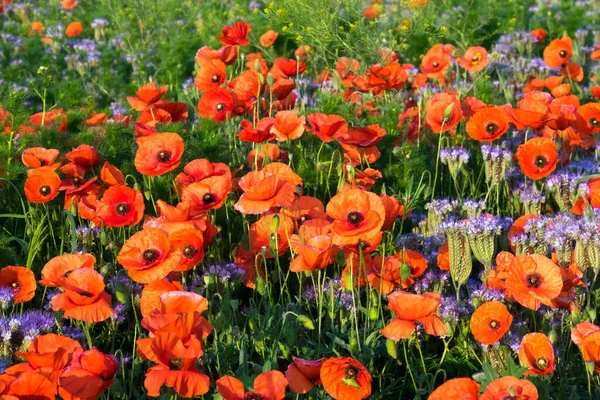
[139,279,184,318]
[216,370,288,400]
[574,102,600,135]
[290,196,327,225]
[127,82,169,111]
[259,30,278,47]
[138,333,211,397]
[341,252,373,288]
[271,111,305,141]
[436,241,450,271]
[306,113,348,143]
[380,194,404,231]
[592,86,600,100]
[505,254,562,310]
[175,158,231,192]
[420,45,451,82]
[460,46,489,73]
[135,132,184,176]
[65,144,99,169]
[62,0,77,8]
[466,106,510,142]
[169,229,205,271]
[336,124,386,166]
[503,100,549,130]
[234,170,295,214]
[216,21,252,47]
[237,118,276,143]
[197,88,234,121]
[249,212,294,257]
[65,22,83,37]
[347,167,382,190]
[425,92,463,133]
[469,301,513,345]
[289,234,339,272]
[382,291,447,340]
[367,256,401,294]
[531,28,547,43]
[342,229,382,255]
[51,268,113,323]
[40,253,95,287]
[0,266,36,304]
[144,200,210,234]
[194,59,227,92]
[24,167,61,203]
[100,161,125,186]
[196,45,239,66]
[21,147,60,169]
[319,357,371,400]
[96,184,145,227]
[572,322,600,346]
[543,36,573,68]
[547,101,576,131]
[262,162,302,186]
[508,214,540,251]
[515,137,559,180]
[480,376,538,400]
[59,348,118,399]
[273,57,307,78]
[2,371,56,399]
[30,21,44,35]
[29,108,68,132]
[518,332,555,376]
[181,175,231,212]
[285,356,326,394]
[582,331,600,373]
[117,228,180,283]
[429,378,480,400]
[326,189,385,245]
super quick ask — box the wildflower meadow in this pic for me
[2,0,600,398]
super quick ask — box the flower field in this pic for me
[1,0,600,398]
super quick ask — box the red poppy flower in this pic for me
[271,111,305,141]
[479,376,538,400]
[249,212,294,257]
[65,21,83,37]
[135,132,184,176]
[237,118,276,143]
[216,21,252,47]
[306,113,348,143]
[127,82,169,111]
[425,92,463,133]
[543,36,573,68]
[117,228,180,283]
[519,332,555,375]
[460,46,489,73]
[169,229,205,271]
[59,348,119,399]
[260,30,278,47]
[420,44,452,82]
[285,356,326,394]
[289,234,339,272]
[574,102,600,135]
[505,254,562,310]
[139,279,184,318]
[143,200,210,235]
[40,253,95,288]
[24,167,61,203]
[503,100,549,130]
[247,143,281,169]
[326,189,385,245]
[336,124,386,166]
[469,301,513,345]
[320,357,371,400]
[181,175,231,212]
[197,88,234,121]
[0,266,36,304]
[466,106,510,142]
[3,372,56,399]
[380,194,404,231]
[100,161,125,186]
[273,57,307,77]
[65,144,99,170]
[531,28,547,43]
[290,196,327,225]
[21,147,60,169]
[96,184,145,227]
[429,378,480,400]
[235,170,296,214]
[515,137,559,180]
[175,158,231,192]
[51,268,114,323]
[196,45,239,66]
[28,108,68,132]
[195,59,227,92]
[572,322,600,346]
[582,331,600,373]
[382,291,447,340]
[216,370,288,400]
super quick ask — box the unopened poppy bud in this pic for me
[100,229,107,245]
[386,339,397,359]
[349,336,359,353]
[392,146,403,157]
[258,73,265,85]
[297,314,315,330]
[369,307,378,321]
[254,59,261,73]
[267,73,274,86]
[346,163,356,181]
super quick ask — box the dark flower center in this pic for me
[590,117,600,128]
[211,74,221,83]
[9,281,20,293]
[39,185,51,196]
[485,122,499,134]
[202,193,216,204]
[347,211,364,227]
[536,357,549,370]
[298,214,310,224]
[344,365,360,380]
[169,358,184,370]
[526,272,542,288]
[489,319,500,330]
[216,103,226,112]
[39,160,47,166]
[244,394,263,400]
[73,177,82,187]
[79,290,94,298]
[472,53,481,64]
[432,61,439,68]
[143,249,160,264]
[534,155,548,169]
[157,150,172,163]
[115,202,130,216]
[559,50,567,58]
[182,245,197,259]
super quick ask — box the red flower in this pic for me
[320,357,371,400]
[127,82,169,111]
[96,185,145,227]
[216,21,252,47]
[197,88,234,121]
[59,348,119,399]
[216,371,288,400]
[135,132,184,176]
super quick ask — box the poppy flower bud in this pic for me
[346,163,355,180]
[386,339,397,359]
[297,314,315,330]
[369,307,378,321]
[267,73,274,87]
[349,335,359,353]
